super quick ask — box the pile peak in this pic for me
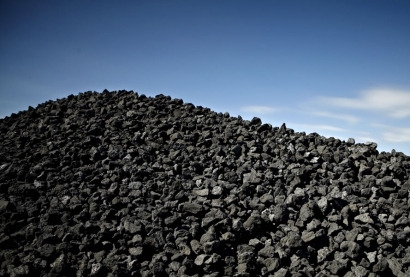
[0,90,409,276]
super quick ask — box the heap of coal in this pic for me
[1,90,410,277]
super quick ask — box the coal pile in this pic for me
[1,90,410,277]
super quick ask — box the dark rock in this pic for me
[340,241,361,259]
[272,204,289,223]
[372,258,389,273]
[273,268,289,277]
[0,199,12,213]
[180,202,202,215]
[327,258,349,275]
[286,232,303,249]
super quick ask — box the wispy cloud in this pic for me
[319,88,410,118]
[313,111,359,124]
[357,136,378,143]
[371,124,410,143]
[293,124,347,132]
[241,105,278,114]
[382,127,410,143]
[355,131,378,143]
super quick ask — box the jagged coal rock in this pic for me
[1,90,410,277]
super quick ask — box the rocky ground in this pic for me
[0,90,410,277]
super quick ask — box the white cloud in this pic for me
[241,105,278,114]
[293,124,347,132]
[371,124,410,143]
[356,136,378,143]
[371,123,389,129]
[354,131,378,143]
[319,88,410,118]
[313,111,359,124]
[382,127,410,143]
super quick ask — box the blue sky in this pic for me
[1,1,410,154]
